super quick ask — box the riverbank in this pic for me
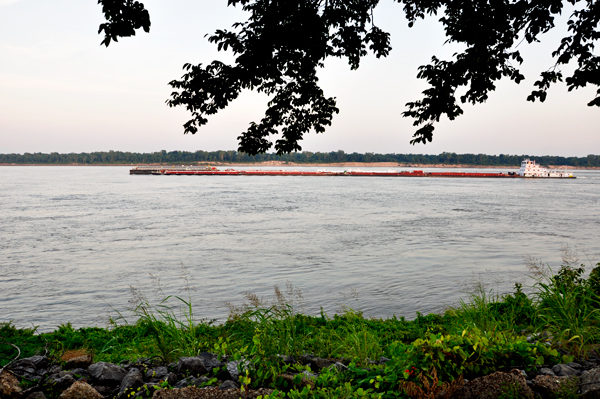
[2,262,600,398]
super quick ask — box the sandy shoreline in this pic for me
[1,161,598,170]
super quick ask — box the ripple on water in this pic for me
[1,166,600,331]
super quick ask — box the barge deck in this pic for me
[130,166,575,178]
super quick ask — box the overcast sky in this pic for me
[0,0,598,156]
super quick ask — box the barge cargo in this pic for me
[130,159,575,178]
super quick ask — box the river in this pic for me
[1,166,599,331]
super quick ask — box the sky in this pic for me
[0,0,598,156]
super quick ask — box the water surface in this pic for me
[1,166,599,331]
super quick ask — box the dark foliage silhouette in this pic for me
[97,0,599,154]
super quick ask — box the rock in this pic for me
[151,386,274,399]
[58,381,104,399]
[454,369,533,399]
[584,361,597,369]
[12,356,48,371]
[538,367,556,377]
[8,360,39,381]
[581,367,600,399]
[567,362,583,370]
[167,373,178,386]
[197,353,224,373]
[307,357,333,371]
[120,360,133,368]
[146,367,169,381]
[117,368,144,399]
[379,356,391,364]
[299,354,314,362]
[331,362,348,372]
[92,385,114,396]
[173,377,193,389]
[174,376,210,389]
[532,375,579,398]
[177,358,208,378]
[134,358,153,367]
[47,371,76,389]
[69,368,91,380]
[302,370,317,379]
[29,356,50,370]
[225,360,250,382]
[35,369,48,377]
[137,382,161,398]
[218,380,239,390]
[0,370,23,398]
[65,355,93,370]
[277,355,296,365]
[552,364,580,376]
[88,361,127,386]
[25,392,47,399]
[7,357,49,381]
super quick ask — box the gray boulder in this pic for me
[581,367,600,399]
[166,372,178,386]
[176,357,207,377]
[197,352,224,372]
[218,380,240,390]
[538,367,556,377]
[308,357,333,371]
[226,360,251,382]
[28,356,50,370]
[552,363,580,376]
[25,392,47,399]
[567,362,583,370]
[173,377,192,389]
[8,359,39,381]
[69,368,91,380]
[173,376,210,389]
[331,362,348,372]
[47,371,76,389]
[12,356,49,371]
[87,361,127,386]
[136,382,160,398]
[117,368,144,399]
[145,367,169,381]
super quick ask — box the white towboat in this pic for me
[518,159,574,178]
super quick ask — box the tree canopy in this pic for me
[97,0,599,155]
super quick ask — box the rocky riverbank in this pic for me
[3,348,600,399]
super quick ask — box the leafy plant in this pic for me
[534,264,600,357]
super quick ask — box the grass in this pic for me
[3,255,600,398]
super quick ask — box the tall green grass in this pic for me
[533,264,600,356]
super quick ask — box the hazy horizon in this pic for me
[1,0,598,156]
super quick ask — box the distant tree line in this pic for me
[1,151,599,167]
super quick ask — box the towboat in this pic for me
[517,159,573,178]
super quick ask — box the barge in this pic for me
[130,159,575,178]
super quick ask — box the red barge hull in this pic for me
[161,170,516,177]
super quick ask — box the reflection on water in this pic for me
[1,166,599,331]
